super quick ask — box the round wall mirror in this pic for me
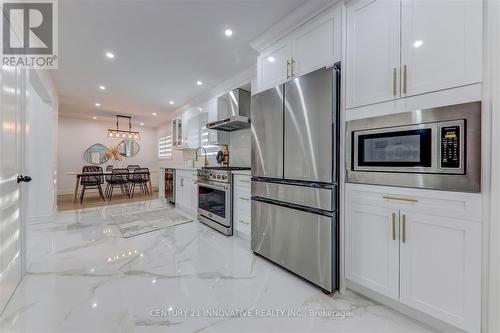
[118,139,140,157]
[83,143,109,165]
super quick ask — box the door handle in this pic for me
[17,175,32,183]
[402,214,407,243]
[403,65,408,94]
[392,67,397,96]
[391,212,396,241]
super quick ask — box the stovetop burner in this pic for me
[202,166,251,171]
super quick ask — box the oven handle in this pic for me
[198,182,228,191]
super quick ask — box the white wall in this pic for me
[57,116,158,194]
[25,70,59,224]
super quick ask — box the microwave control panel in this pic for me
[440,125,461,169]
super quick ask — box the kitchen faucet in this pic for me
[195,147,209,167]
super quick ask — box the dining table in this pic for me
[67,170,157,204]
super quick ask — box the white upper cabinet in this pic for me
[346,0,482,110]
[257,38,293,91]
[256,6,341,92]
[346,0,401,109]
[401,0,482,97]
[292,9,341,77]
[399,211,481,332]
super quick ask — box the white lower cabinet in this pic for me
[233,174,251,238]
[345,184,481,332]
[175,170,198,215]
[345,203,399,300]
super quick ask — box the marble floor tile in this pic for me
[0,200,435,333]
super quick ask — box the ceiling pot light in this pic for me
[169,101,174,105]
[140,122,144,126]
[224,29,233,37]
[152,112,157,116]
[99,85,106,90]
[267,56,275,62]
[93,116,97,120]
[95,103,100,107]
[105,52,115,59]
[196,80,203,86]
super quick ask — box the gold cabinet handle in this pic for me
[402,214,407,243]
[239,197,250,201]
[392,212,397,241]
[239,219,250,225]
[382,196,418,203]
[392,67,397,96]
[403,64,408,94]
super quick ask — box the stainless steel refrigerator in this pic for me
[251,65,340,293]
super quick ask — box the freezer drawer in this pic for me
[251,86,284,179]
[252,179,335,212]
[251,199,336,292]
[284,67,334,183]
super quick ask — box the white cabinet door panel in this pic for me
[258,39,292,91]
[346,0,401,108]
[293,8,340,76]
[346,203,399,299]
[401,0,482,97]
[399,211,481,332]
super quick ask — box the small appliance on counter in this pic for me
[346,102,481,192]
[197,166,251,235]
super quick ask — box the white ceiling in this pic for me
[54,0,305,127]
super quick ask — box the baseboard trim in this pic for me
[346,280,467,333]
[27,214,54,224]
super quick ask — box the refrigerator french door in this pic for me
[251,65,341,293]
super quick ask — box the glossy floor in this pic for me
[0,200,434,333]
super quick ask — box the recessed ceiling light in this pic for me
[99,85,106,90]
[140,122,144,126]
[92,116,97,120]
[152,112,157,116]
[105,52,115,59]
[196,80,203,86]
[267,56,275,63]
[224,29,233,37]
[95,103,100,107]
[169,100,174,105]
[198,107,203,111]
[413,40,423,48]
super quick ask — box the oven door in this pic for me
[198,182,231,227]
[353,123,438,173]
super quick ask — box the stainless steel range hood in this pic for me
[207,88,251,131]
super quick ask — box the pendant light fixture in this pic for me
[107,115,140,139]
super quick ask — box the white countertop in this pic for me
[231,170,251,175]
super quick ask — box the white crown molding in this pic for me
[249,0,339,52]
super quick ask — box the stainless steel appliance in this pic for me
[346,102,481,192]
[165,168,175,205]
[206,89,251,131]
[197,167,251,235]
[251,65,341,293]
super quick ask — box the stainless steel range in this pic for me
[197,167,250,235]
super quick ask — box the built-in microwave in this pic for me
[346,102,481,192]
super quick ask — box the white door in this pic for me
[257,38,292,91]
[0,66,26,313]
[399,211,481,332]
[401,0,482,97]
[345,203,399,299]
[292,8,340,77]
[346,0,401,109]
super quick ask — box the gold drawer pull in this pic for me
[239,219,250,225]
[391,212,396,241]
[392,67,397,96]
[402,214,407,243]
[239,197,250,201]
[403,64,408,94]
[383,196,418,203]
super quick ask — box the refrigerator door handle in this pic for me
[251,196,333,218]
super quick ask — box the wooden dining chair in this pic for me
[80,166,105,204]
